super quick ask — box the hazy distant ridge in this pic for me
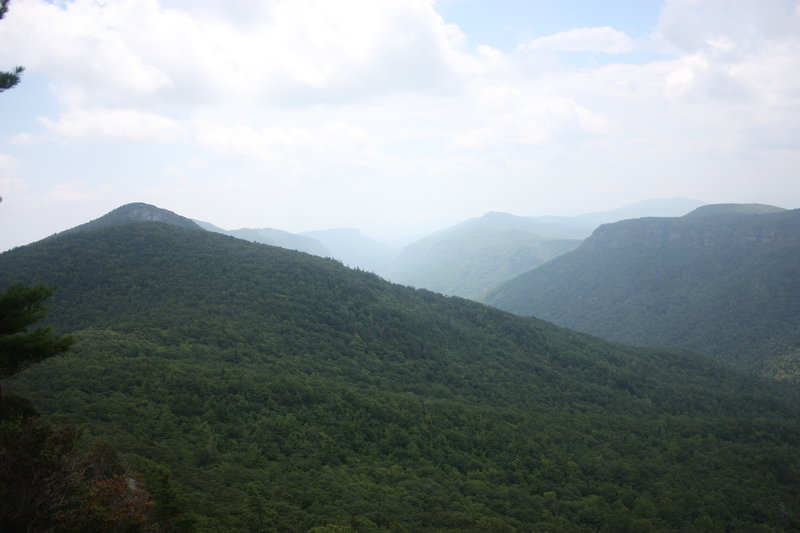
[378,198,705,299]
[378,212,582,298]
[194,219,329,256]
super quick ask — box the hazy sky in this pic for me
[1,0,799,250]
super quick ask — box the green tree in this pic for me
[0,0,24,93]
[0,283,74,401]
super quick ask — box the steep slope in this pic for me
[1,212,798,531]
[379,212,582,299]
[195,219,329,256]
[485,205,800,377]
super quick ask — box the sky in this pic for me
[1,0,799,250]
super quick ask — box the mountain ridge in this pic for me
[585,207,800,250]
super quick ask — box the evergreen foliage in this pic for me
[0,283,181,531]
[1,219,799,531]
[0,283,75,392]
[0,0,23,93]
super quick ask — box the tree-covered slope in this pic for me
[1,217,799,531]
[484,205,800,377]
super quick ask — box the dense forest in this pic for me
[485,205,800,379]
[1,212,799,531]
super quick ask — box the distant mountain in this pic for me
[533,197,706,238]
[376,198,705,299]
[378,211,582,299]
[2,206,799,530]
[194,219,329,256]
[484,204,800,378]
[302,228,394,271]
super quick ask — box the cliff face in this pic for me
[584,207,799,250]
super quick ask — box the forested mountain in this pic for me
[378,212,582,299]
[194,219,329,256]
[485,204,800,378]
[1,205,799,531]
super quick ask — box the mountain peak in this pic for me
[65,203,201,234]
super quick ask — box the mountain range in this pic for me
[485,203,800,378]
[374,198,704,299]
[1,202,798,531]
[183,197,704,300]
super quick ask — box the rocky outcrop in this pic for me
[64,203,202,234]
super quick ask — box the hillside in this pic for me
[1,207,799,531]
[378,212,582,299]
[484,204,800,378]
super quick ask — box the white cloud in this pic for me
[453,85,610,149]
[47,179,109,204]
[0,155,27,206]
[0,154,22,174]
[651,0,800,154]
[40,108,185,142]
[519,26,636,54]
[190,119,380,171]
[0,177,28,200]
[657,0,800,57]
[1,0,172,106]
[2,0,489,109]
[664,55,709,98]
[10,132,38,146]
